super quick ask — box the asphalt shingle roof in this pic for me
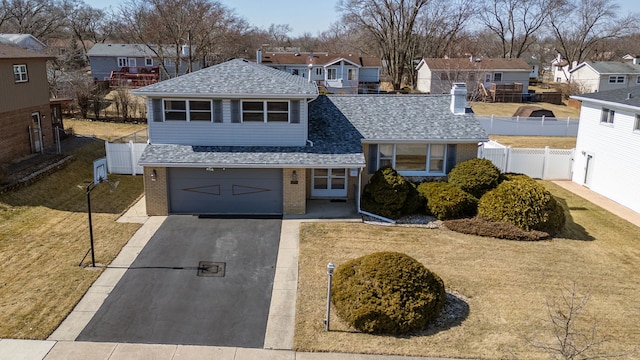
[0,42,51,59]
[132,58,318,97]
[571,61,640,74]
[87,43,162,57]
[318,94,488,142]
[572,85,640,109]
[259,52,381,67]
[422,57,531,71]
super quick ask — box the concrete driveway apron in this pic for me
[76,216,282,348]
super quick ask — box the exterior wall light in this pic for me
[150,169,157,182]
[291,170,298,184]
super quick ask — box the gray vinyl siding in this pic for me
[148,98,308,146]
[359,67,380,82]
[88,56,119,81]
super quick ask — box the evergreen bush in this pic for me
[332,252,446,334]
[417,181,477,220]
[448,158,501,198]
[361,167,424,219]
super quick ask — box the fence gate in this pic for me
[105,141,147,175]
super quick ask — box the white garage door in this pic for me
[168,168,283,215]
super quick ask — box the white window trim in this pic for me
[117,57,127,67]
[327,68,337,80]
[634,114,640,133]
[315,67,323,76]
[145,57,153,66]
[375,143,447,176]
[13,64,28,83]
[162,99,214,122]
[608,75,625,84]
[347,68,357,81]
[600,108,615,125]
[493,72,503,82]
[241,100,290,123]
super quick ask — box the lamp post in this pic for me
[325,261,335,331]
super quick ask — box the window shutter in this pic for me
[152,99,162,122]
[213,100,223,123]
[231,100,241,123]
[368,144,378,174]
[290,100,300,123]
[446,144,457,173]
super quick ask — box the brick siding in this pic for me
[144,167,168,215]
[0,105,53,164]
[283,168,306,214]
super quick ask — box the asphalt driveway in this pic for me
[77,216,282,348]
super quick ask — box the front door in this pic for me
[312,168,347,198]
[31,112,43,153]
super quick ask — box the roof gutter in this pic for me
[570,96,640,111]
[131,92,317,100]
[137,162,365,169]
[361,138,489,144]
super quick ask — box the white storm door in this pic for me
[312,168,348,197]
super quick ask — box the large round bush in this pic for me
[361,167,423,219]
[417,181,478,220]
[332,252,446,334]
[448,158,501,198]
[478,177,566,235]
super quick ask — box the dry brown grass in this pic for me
[0,140,144,339]
[489,135,576,149]
[294,182,640,359]
[65,118,147,142]
[471,101,580,118]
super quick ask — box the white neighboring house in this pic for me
[570,86,640,214]
[550,55,571,83]
[570,61,640,93]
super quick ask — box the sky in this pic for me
[84,0,341,36]
[84,0,637,37]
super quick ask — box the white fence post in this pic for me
[542,146,550,179]
[129,140,136,176]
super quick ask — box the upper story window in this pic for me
[493,72,503,82]
[348,68,357,80]
[242,100,289,122]
[636,76,640,84]
[327,68,337,80]
[371,143,447,176]
[608,75,625,84]
[634,115,640,132]
[600,108,615,124]
[145,58,153,66]
[13,64,28,83]
[163,99,218,121]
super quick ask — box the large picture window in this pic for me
[13,64,28,83]
[373,143,447,175]
[327,68,337,80]
[242,100,289,122]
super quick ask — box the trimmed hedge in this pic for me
[448,158,501,198]
[417,181,477,220]
[478,178,566,235]
[443,217,550,241]
[332,252,446,334]
[361,167,423,219]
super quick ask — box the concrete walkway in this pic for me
[23,192,640,359]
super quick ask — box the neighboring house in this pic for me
[132,59,487,216]
[0,43,56,164]
[550,55,571,83]
[256,51,381,94]
[0,34,46,52]
[570,86,640,214]
[415,57,531,97]
[87,43,200,84]
[569,61,640,93]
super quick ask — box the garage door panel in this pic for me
[169,168,282,214]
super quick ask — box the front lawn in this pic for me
[0,140,144,339]
[294,182,640,359]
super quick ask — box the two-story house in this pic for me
[87,43,200,85]
[415,57,531,97]
[256,51,381,94]
[0,43,55,165]
[133,59,488,216]
[569,61,640,93]
[570,86,640,214]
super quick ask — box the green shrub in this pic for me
[443,217,550,241]
[417,181,478,220]
[448,158,501,198]
[500,172,536,183]
[332,252,446,334]
[361,167,424,219]
[478,179,566,235]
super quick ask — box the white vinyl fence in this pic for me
[478,145,574,180]
[477,116,579,136]
[105,141,147,175]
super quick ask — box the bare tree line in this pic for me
[1,0,639,90]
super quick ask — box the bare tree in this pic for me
[267,23,292,47]
[0,0,72,41]
[477,0,560,59]
[338,0,430,90]
[119,0,242,78]
[549,0,639,70]
[67,3,118,56]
